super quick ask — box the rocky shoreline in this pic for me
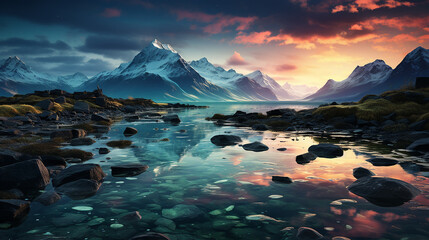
[0,89,202,232]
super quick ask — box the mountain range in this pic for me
[0,39,428,102]
[306,47,429,102]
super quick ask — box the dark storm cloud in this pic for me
[32,56,85,64]
[0,37,71,51]
[47,58,116,76]
[76,35,145,60]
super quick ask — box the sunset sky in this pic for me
[1,0,428,88]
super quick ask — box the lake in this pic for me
[2,102,429,240]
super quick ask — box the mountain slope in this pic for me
[190,58,278,101]
[81,39,236,102]
[246,70,294,100]
[0,56,68,96]
[282,82,318,99]
[306,59,393,101]
[57,72,88,88]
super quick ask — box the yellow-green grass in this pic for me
[0,104,41,117]
[16,141,93,160]
[314,98,429,122]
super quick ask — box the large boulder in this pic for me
[50,129,86,140]
[308,144,343,158]
[55,179,101,200]
[353,167,375,179]
[162,114,180,124]
[242,142,269,152]
[54,96,66,104]
[70,137,95,146]
[74,101,90,113]
[129,233,170,240]
[0,159,50,192]
[0,199,30,229]
[348,177,421,207]
[210,135,242,146]
[35,99,54,110]
[52,164,106,187]
[111,164,149,177]
[296,227,325,240]
[366,158,398,166]
[0,150,36,167]
[124,127,138,136]
[162,204,203,222]
[407,138,429,152]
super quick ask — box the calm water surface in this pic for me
[3,102,429,240]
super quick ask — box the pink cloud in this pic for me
[226,51,248,66]
[101,8,121,18]
[234,31,272,44]
[332,0,414,13]
[276,64,297,71]
[174,10,256,34]
[332,5,346,13]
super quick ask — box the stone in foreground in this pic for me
[129,232,170,240]
[308,144,343,158]
[162,114,181,124]
[353,167,375,179]
[407,137,429,152]
[210,135,242,146]
[55,179,101,200]
[296,152,317,164]
[162,204,203,222]
[0,159,50,192]
[124,127,138,136]
[366,158,398,166]
[52,164,106,187]
[296,227,325,240]
[272,176,293,184]
[0,199,30,229]
[242,141,269,152]
[111,164,149,177]
[347,177,421,207]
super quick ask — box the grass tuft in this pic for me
[0,104,41,117]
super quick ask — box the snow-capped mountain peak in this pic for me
[0,56,31,73]
[246,70,294,100]
[403,46,429,63]
[151,39,177,54]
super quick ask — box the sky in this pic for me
[0,0,428,88]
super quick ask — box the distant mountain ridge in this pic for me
[306,46,429,102]
[190,58,278,101]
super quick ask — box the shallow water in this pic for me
[2,102,429,240]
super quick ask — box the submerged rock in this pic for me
[34,191,61,206]
[242,142,269,152]
[296,227,325,240]
[296,152,317,164]
[308,144,343,158]
[124,127,138,136]
[0,159,50,192]
[111,164,149,177]
[162,204,203,222]
[129,232,170,240]
[52,164,106,187]
[353,167,375,179]
[120,211,142,224]
[366,158,398,166]
[162,114,181,124]
[347,177,421,207]
[0,199,30,229]
[252,124,269,131]
[210,135,242,146]
[407,137,429,152]
[55,179,101,200]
